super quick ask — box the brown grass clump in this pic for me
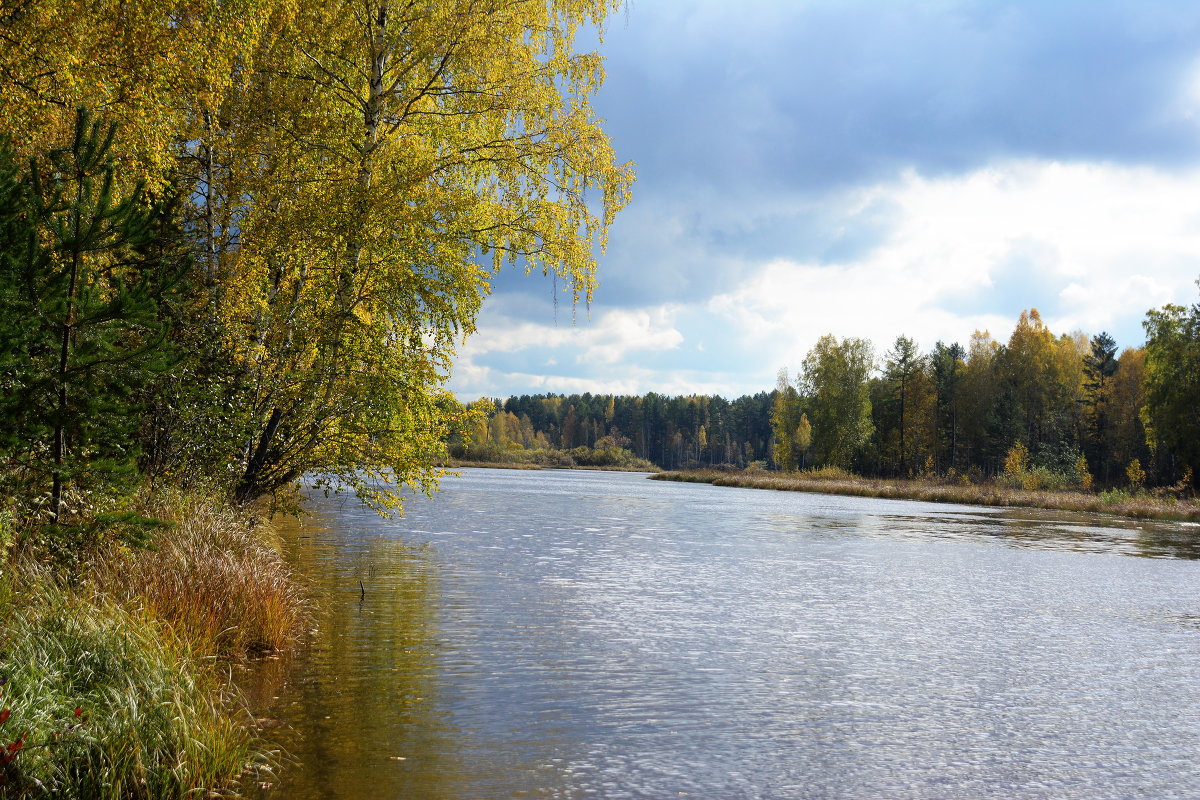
[93,491,306,658]
[652,470,1200,522]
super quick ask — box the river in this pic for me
[244,468,1200,799]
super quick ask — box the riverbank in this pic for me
[446,458,660,473]
[443,443,659,472]
[0,490,306,797]
[652,469,1200,521]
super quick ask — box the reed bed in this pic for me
[446,459,546,470]
[0,489,307,797]
[92,491,305,658]
[652,470,1200,521]
[447,459,660,473]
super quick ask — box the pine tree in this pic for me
[0,110,185,524]
[1081,332,1119,480]
[930,341,965,471]
[884,335,924,477]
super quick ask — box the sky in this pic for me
[448,0,1200,401]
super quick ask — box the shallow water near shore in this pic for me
[245,467,1200,799]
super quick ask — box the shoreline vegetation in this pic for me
[444,442,659,473]
[652,467,1200,522]
[448,460,659,472]
[0,491,306,797]
[1,3,632,796]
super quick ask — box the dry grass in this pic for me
[91,490,306,659]
[653,470,1200,521]
[447,459,659,473]
[0,489,305,796]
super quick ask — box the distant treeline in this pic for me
[454,392,776,469]
[461,298,1200,489]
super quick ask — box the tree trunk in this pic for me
[51,172,86,524]
[236,407,284,504]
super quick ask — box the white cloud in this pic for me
[453,158,1200,398]
[448,306,688,398]
[460,306,684,364]
[709,159,1200,369]
[449,364,744,400]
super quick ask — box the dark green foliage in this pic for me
[1142,284,1200,486]
[882,335,923,476]
[1081,331,1119,479]
[495,392,775,470]
[1086,332,1119,385]
[0,110,188,524]
[930,341,964,471]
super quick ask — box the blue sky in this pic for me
[449,0,1200,400]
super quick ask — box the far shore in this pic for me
[443,459,661,473]
[651,469,1200,522]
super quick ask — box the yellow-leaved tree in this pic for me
[215,0,633,510]
[0,0,633,513]
[0,0,289,185]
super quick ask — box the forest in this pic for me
[460,302,1200,491]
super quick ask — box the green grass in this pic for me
[0,488,307,798]
[0,574,268,798]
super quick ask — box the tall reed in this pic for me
[92,490,305,658]
[652,469,1200,521]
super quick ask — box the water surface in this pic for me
[247,468,1200,799]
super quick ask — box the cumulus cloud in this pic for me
[710,159,1200,368]
[461,306,683,363]
[449,305,687,397]
[450,2,1200,399]
[455,159,1200,399]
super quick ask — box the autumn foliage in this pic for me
[0,0,632,521]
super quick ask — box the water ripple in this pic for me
[249,469,1200,800]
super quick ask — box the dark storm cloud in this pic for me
[604,0,1200,191]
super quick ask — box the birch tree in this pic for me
[210,0,633,508]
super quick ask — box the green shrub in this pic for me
[800,465,856,481]
[1025,466,1071,491]
[1100,488,1133,505]
[566,446,657,470]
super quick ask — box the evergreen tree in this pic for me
[930,341,965,471]
[884,335,924,477]
[0,110,185,523]
[1081,331,1119,480]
